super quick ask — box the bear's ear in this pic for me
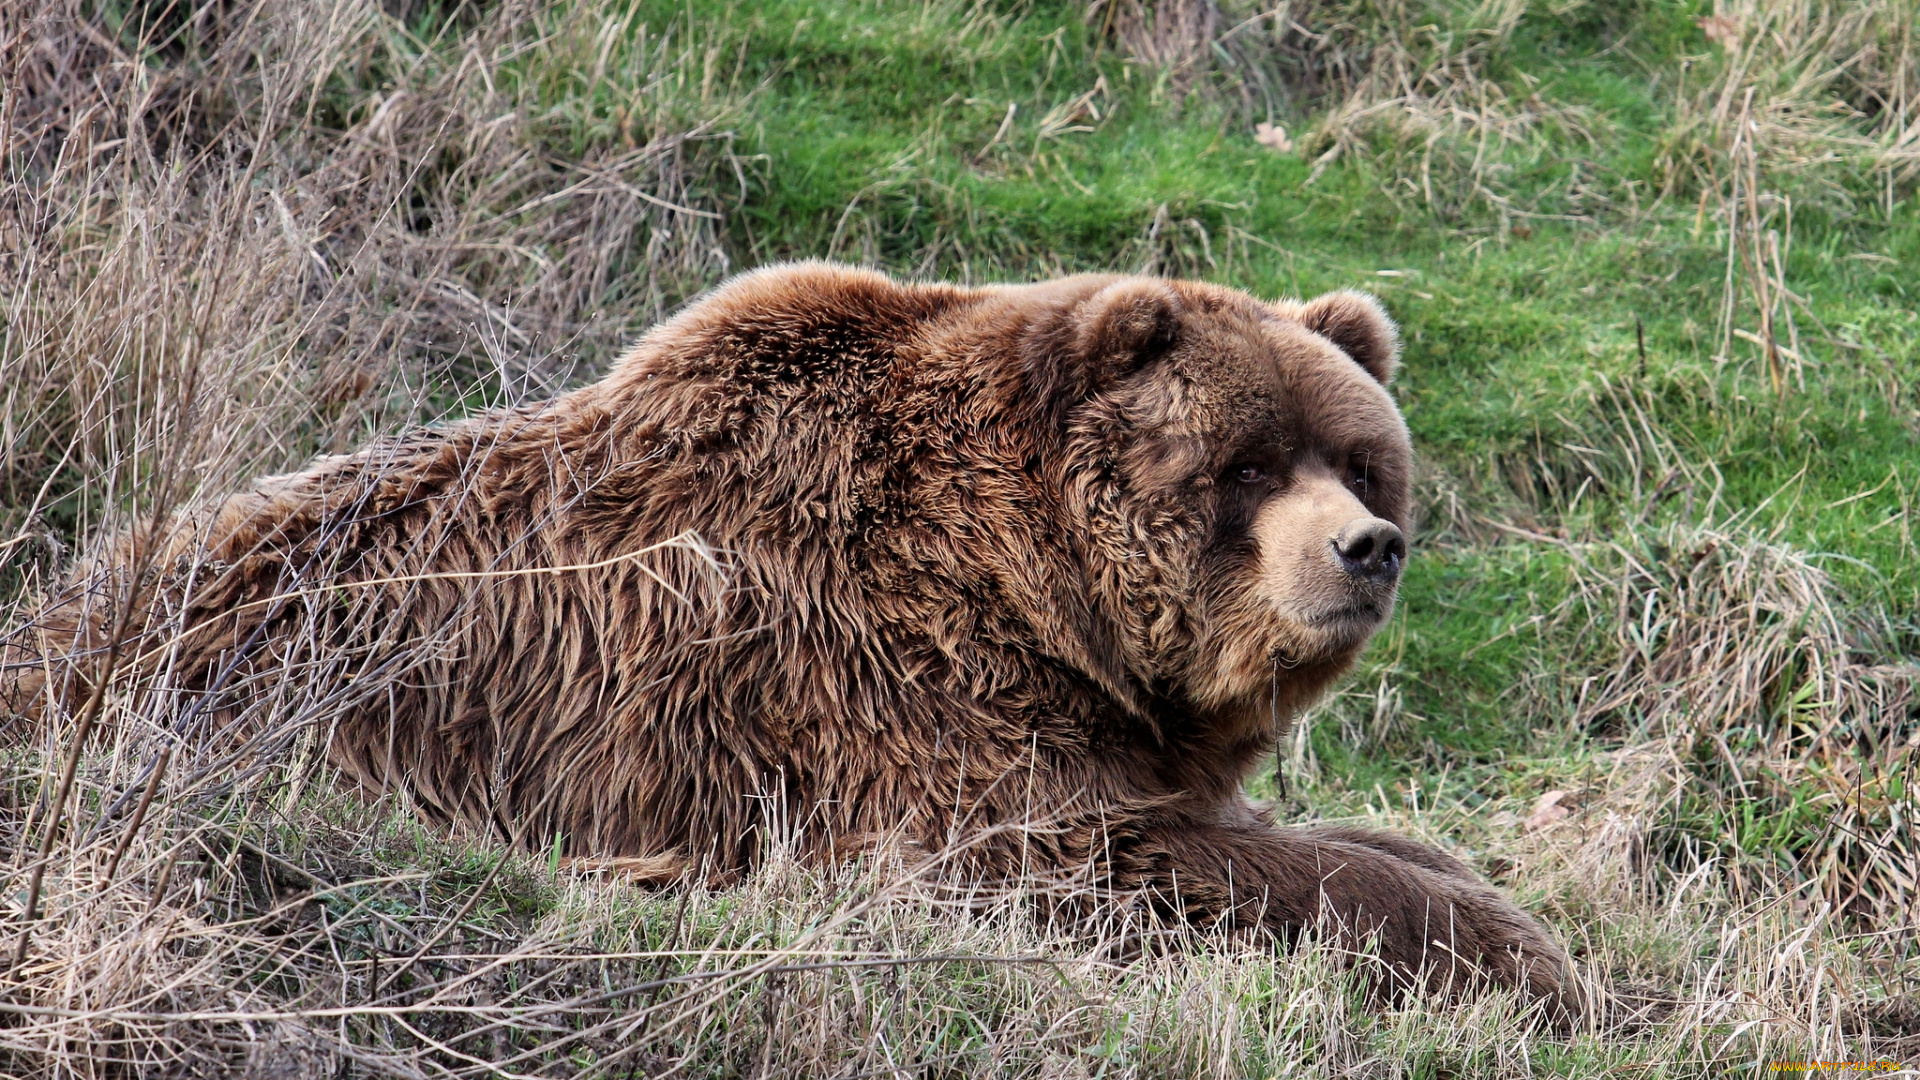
[1072,279,1183,381]
[1296,290,1400,384]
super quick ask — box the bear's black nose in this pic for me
[1333,519,1406,583]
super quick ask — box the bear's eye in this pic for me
[1232,464,1267,485]
[1346,454,1372,492]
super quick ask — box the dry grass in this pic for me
[1651,2,1920,393]
[2,721,1913,1075]
[1563,520,1916,926]
[1089,0,1218,95]
[1386,374,1920,931]
[1289,0,1595,219]
[1098,0,1601,221]
[1299,367,1920,1068]
[1658,0,1920,200]
[2,0,744,589]
[1102,0,1919,226]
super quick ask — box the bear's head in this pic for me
[1050,278,1410,736]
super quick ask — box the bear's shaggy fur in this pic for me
[6,263,1576,1013]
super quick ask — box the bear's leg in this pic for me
[1132,821,1581,1021]
[1290,823,1479,883]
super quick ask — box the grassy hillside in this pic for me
[1,0,1916,1074]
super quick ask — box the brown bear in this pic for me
[5,262,1576,1016]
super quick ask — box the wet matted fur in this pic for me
[4,262,1578,1016]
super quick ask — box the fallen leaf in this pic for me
[1696,15,1738,49]
[1524,789,1570,832]
[1254,121,1293,153]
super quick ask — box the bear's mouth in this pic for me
[1307,600,1385,627]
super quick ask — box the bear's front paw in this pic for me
[1304,838,1581,1024]
[1431,880,1585,1027]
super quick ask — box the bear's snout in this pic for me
[1236,473,1408,665]
[1331,518,1405,585]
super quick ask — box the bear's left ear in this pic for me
[1072,279,1184,382]
[1297,290,1400,384]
